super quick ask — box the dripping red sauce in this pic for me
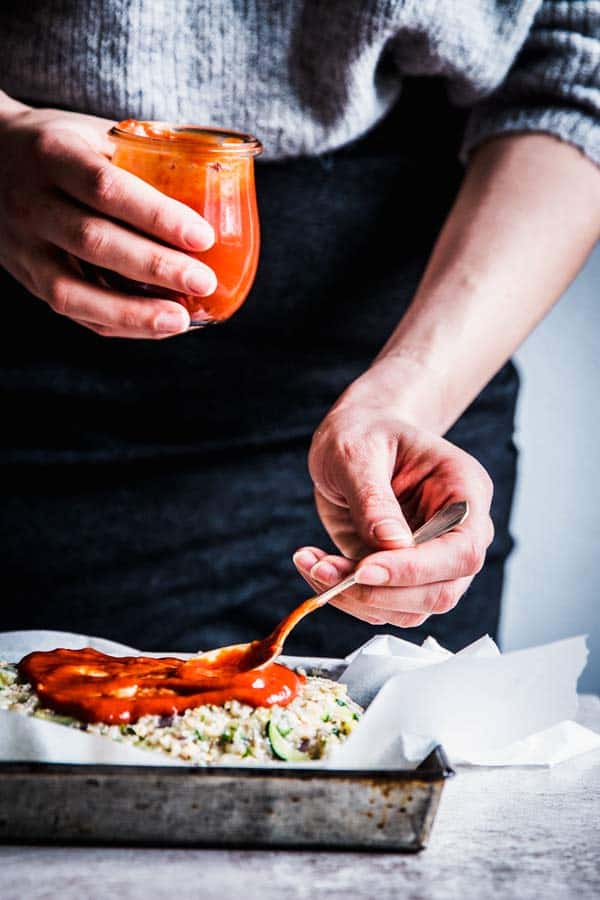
[18,647,305,725]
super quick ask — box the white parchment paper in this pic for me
[1,629,599,769]
[332,633,600,768]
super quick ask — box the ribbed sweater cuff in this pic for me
[462,104,600,168]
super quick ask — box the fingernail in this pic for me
[183,223,214,250]
[372,519,413,545]
[293,550,318,571]
[155,311,188,333]
[310,561,340,584]
[355,564,390,586]
[184,266,217,296]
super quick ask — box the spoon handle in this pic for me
[412,500,469,545]
[313,500,469,607]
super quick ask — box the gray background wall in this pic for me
[500,244,599,692]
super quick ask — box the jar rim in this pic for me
[110,121,263,156]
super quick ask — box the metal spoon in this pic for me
[186,501,469,675]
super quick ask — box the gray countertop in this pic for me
[2,696,599,900]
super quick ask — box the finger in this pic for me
[354,519,493,588]
[292,547,328,574]
[333,447,413,551]
[327,580,450,626]
[71,318,182,340]
[319,588,388,626]
[34,191,216,297]
[41,129,215,250]
[317,573,427,626]
[295,548,397,614]
[296,548,471,615]
[329,604,387,626]
[297,484,492,592]
[300,564,435,627]
[292,551,386,624]
[362,576,472,615]
[294,547,354,585]
[33,248,191,336]
[329,596,428,628]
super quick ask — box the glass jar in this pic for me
[97,120,262,326]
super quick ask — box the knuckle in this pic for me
[89,163,119,206]
[332,434,355,462]
[46,277,73,317]
[32,127,64,162]
[148,204,169,235]
[116,305,144,332]
[358,586,386,608]
[332,433,370,469]
[76,219,107,257]
[473,463,494,503]
[432,583,458,614]
[145,251,170,283]
[353,482,384,515]
[460,537,486,576]
[400,557,420,586]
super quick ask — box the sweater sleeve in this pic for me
[462,1,600,166]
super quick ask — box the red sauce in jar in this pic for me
[117,119,247,145]
[104,119,262,325]
[19,647,304,725]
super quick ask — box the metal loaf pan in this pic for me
[0,746,453,852]
[0,652,453,851]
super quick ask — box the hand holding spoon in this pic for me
[185,501,469,677]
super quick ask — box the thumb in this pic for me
[338,458,413,550]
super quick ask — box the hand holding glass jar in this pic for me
[0,100,262,337]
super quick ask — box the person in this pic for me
[0,3,598,656]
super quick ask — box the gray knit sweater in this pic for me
[1,1,599,164]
